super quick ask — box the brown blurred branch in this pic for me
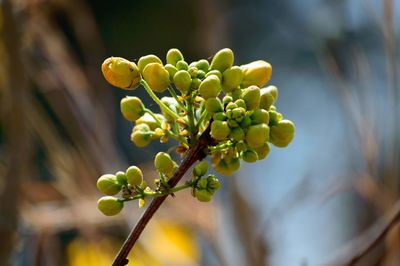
[112,126,213,266]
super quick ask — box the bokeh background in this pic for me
[1,0,400,265]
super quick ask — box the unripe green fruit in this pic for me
[193,160,208,177]
[242,86,261,110]
[222,66,243,92]
[246,124,270,148]
[165,64,178,82]
[176,60,189,71]
[210,48,234,73]
[205,70,222,81]
[211,120,230,140]
[191,78,201,89]
[198,75,221,99]
[126,166,143,186]
[96,174,121,195]
[154,152,177,176]
[241,60,272,87]
[255,143,270,160]
[142,63,170,92]
[166,48,184,66]
[242,149,258,163]
[269,119,295,147]
[251,109,269,124]
[195,189,212,202]
[101,57,141,90]
[230,127,245,141]
[213,112,227,121]
[97,196,123,216]
[260,86,278,110]
[115,171,128,185]
[173,70,192,92]
[138,54,163,72]
[120,96,145,122]
[205,97,223,114]
[195,59,210,71]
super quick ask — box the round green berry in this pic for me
[165,64,178,82]
[176,60,189,71]
[195,59,210,71]
[195,189,212,202]
[260,85,278,110]
[115,171,128,185]
[205,69,222,81]
[242,149,258,163]
[205,97,223,114]
[255,143,270,160]
[193,160,208,177]
[251,109,269,124]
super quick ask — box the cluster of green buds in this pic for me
[97,48,294,215]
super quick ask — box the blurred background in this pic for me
[1,0,399,265]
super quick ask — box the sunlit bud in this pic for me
[268,108,283,126]
[226,102,238,110]
[101,57,141,89]
[115,171,128,185]
[191,78,201,90]
[269,119,295,147]
[222,95,233,106]
[213,112,227,121]
[154,152,177,177]
[136,113,163,130]
[193,160,209,177]
[230,88,243,101]
[234,99,246,109]
[176,60,189,71]
[188,67,198,78]
[241,60,272,87]
[236,141,248,152]
[154,127,163,138]
[97,196,123,216]
[131,123,152,147]
[138,54,163,72]
[165,64,178,82]
[97,174,122,195]
[230,127,245,141]
[245,124,270,148]
[232,107,246,122]
[195,59,210,72]
[242,149,259,163]
[173,70,192,92]
[197,70,206,79]
[206,174,221,191]
[211,120,230,140]
[251,109,269,124]
[260,85,278,110]
[120,96,145,122]
[126,166,143,187]
[199,75,221,99]
[210,48,234,73]
[205,97,223,114]
[205,70,222,81]
[166,48,184,66]
[214,159,231,176]
[138,198,146,208]
[142,63,170,92]
[242,85,261,110]
[195,189,212,202]
[255,142,270,160]
[222,66,243,92]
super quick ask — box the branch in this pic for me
[112,125,213,266]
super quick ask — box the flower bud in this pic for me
[195,59,210,71]
[229,127,244,141]
[222,66,243,92]
[97,196,123,216]
[131,124,152,147]
[241,60,272,87]
[268,109,283,126]
[195,189,212,202]
[242,86,261,110]
[242,149,258,163]
[101,57,141,89]
[138,54,163,72]
[205,97,223,114]
[206,174,221,191]
[245,124,270,148]
[176,60,189,71]
[120,96,145,122]
[251,109,269,124]
[142,63,170,92]
[234,99,246,109]
[222,95,233,106]
[136,113,163,130]
[193,160,209,177]
[255,142,270,160]
[197,70,206,79]
[115,171,128,185]
[213,112,227,121]
[227,157,241,174]
[173,70,192,93]
[165,64,178,82]
[260,86,278,110]
[198,75,221,99]
[211,120,230,140]
[126,166,143,186]
[191,78,202,89]
[138,198,146,208]
[188,67,198,78]
[96,174,122,195]
[269,119,295,147]
[154,152,177,177]
[240,116,252,128]
[166,48,184,66]
[210,48,234,73]
[205,70,222,81]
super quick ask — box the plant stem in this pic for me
[111,125,213,266]
[122,182,193,202]
[167,85,187,111]
[186,96,196,145]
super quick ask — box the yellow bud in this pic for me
[142,63,170,92]
[222,66,243,92]
[166,48,184,66]
[120,96,145,121]
[269,119,295,147]
[210,48,234,73]
[245,124,270,148]
[138,54,163,72]
[241,60,272,87]
[255,142,270,160]
[154,152,177,177]
[260,85,278,110]
[101,57,141,89]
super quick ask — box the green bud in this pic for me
[230,88,242,101]
[191,78,201,89]
[251,109,269,124]
[245,124,270,148]
[138,54,163,72]
[198,75,221,99]
[260,85,278,110]
[206,174,221,191]
[101,57,141,90]
[232,107,246,122]
[213,112,227,121]
[193,160,209,177]
[222,95,233,106]
[120,96,145,122]
[188,67,198,78]
[234,99,246,109]
[154,152,177,177]
[239,116,252,128]
[222,66,243,92]
[136,113,163,130]
[230,127,245,141]
[242,149,258,163]
[211,120,230,140]
[197,70,206,79]
[97,196,123,216]
[242,86,261,110]
[236,141,248,152]
[268,109,283,126]
[241,60,272,87]
[131,124,152,147]
[96,174,121,195]
[161,97,178,121]
[165,64,178,82]
[176,60,189,71]
[205,97,223,114]
[197,178,208,189]
[126,166,143,186]
[142,63,170,92]
[225,102,238,110]
[115,171,128,185]
[195,189,212,202]
[213,159,230,176]
[166,48,184,66]
[173,70,192,92]
[269,119,295,147]
[205,70,222,81]
[210,48,234,73]
[195,59,210,71]
[255,142,270,160]
[228,119,239,128]
[227,157,240,173]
